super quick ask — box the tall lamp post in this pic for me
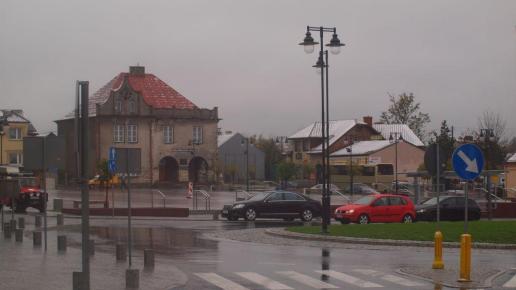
[479,128,495,220]
[346,141,354,197]
[241,137,250,192]
[389,132,403,194]
[0,126,4,165]
[299,26,345,233]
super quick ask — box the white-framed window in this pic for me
[8,127,22,140]
[114,97,122,113]
[193,126,203,144]
[113,124,124,143]
[163,126,173,144]
[8,152,23,165]
[128,99,136,114]
[127,123,138,143]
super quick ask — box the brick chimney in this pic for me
[363,116,373,127]
[129,66,145,75]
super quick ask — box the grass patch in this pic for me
[287,221,516,244]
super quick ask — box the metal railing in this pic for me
[151,189,167,208]
[193,190,211,211]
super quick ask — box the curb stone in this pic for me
[396,268,505,289]
[265,228,516,250]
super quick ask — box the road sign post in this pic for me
[452,143,484,283]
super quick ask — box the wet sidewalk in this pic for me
[0,214,186,290]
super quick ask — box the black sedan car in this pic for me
[221,191,322,221]
[416,196,481,221]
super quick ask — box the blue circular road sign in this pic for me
[452,144,484,181]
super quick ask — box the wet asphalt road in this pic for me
[78,217,516,290]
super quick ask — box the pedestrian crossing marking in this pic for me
[195,273,250,290]
[277,271,339,289]
[353,269,425,287]
[236,272,293,290]
[504,272,516,288]
[315,270,383,288]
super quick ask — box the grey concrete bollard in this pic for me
[33,231,42,247]
[116,243,127,261]
[89,239,95,256]
[53,198,63,212]
[56,214,64,226]
[72,272,83,290]
[18,217,25,229]
[57,235,67,251]
[15,229,23,242]
[3,224,11,239]
[144,249,155,268]
[35,215,42,228]
[10,219,16,232]
[126,268,140,289]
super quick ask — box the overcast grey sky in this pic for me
[1,0,515,140]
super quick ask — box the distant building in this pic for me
[55,66,219,185]
[217,132,265,182]
[0,110,38,166]
[505,153,516,198]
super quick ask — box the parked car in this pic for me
[342,183,379,195]
[221,191,322,222]
[334,194,415,224]
[0,176,47,213]
[88,175,121,189]
[416,196,481,221]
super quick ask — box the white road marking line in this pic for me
[503,272,516,287]
[277,271,339,289]
[195,273,250,290]
[236,272,293,290]
[315,270,383,288]
[353,269,425,287]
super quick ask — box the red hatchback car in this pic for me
[334,194,415,224]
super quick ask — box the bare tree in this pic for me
[478,110,507,142]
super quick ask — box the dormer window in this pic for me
[114,97,122,113]
[128,99,136,114]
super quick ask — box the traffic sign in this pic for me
[424,143,446,176]
[109,147,116,161]
[452,144,484,181]
[108,160,116,174]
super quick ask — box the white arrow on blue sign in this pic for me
[452,143,484,181]
[109,147,116,161]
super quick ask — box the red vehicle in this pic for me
[0,176,47,213]
[334,194,415,224]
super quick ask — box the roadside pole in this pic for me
[126,148,132,267]
[79,81,91,290]
[432,144,444,269]
[452,144,483,283]
[42,135,47,251]
[436,145,440,228]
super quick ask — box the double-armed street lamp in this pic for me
[479,128,495,220]
[389,132,403,194]
[299,26,345,233]
[346,142,354,197]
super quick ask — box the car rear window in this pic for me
[388,197,403,205]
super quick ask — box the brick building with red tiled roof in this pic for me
[56,66,219,185]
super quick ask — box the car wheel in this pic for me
[402,214,413,223]
[244,208,257,221]
[358,214,369,224]
[300,209,313,222]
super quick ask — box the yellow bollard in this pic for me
[432,231,444,269]
[458,234,472,282]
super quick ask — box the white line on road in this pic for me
[315,270,383,288]
[503,272,516,287]
[277,271,339,289]
[195,273,250,290]
[236,272,293,290]
[353,269,425,287]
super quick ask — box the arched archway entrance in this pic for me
[159,156,179,183]
[188,157,209,184]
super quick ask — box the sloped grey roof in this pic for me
[290,120,365,152]
[218,132,236,147]
[373,124,424,147]
[508,153,516,163]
